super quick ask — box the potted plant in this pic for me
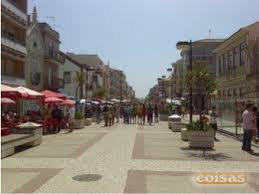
[70,111,85,129]
[186,120,214,148]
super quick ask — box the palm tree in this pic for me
[74,70,85,104]
[185,65,216,121]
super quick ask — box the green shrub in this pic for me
[75,111,83,120]
[186,121,210,131]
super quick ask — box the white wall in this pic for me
[59,57,82,97]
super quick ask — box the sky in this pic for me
[28,0,259,98]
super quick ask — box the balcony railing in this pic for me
[2,0,27,21]
[45,51,65,64]
[1,35,26,54]
[1,30,26,46]
[1,74,26,86]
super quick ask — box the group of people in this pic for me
[101,103,160,127]
[207,104,259,152]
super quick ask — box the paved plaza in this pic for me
[1,122,259,193]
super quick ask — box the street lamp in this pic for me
[157,76,166,99]
[85,66,95,102]
[167,68,173,105]
[176,40,193,123]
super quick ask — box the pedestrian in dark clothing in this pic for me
[103,104,109,127]
[142,104,146,125]
[154,105,159,123]
[147,104,153,125]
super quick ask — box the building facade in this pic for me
[1,0,28,87]
[67,53,105,99]
[213,22,259,123]
[58,54,85,98]
[26,7,65,91]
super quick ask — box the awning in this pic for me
[44,97,63,103]
[1,97,16,105]
[16,86,43,99]
[166,98,181,105]
[42,90,66,99]
[1,84,27,98]
[63,99,75,106]
[110,98,120,103]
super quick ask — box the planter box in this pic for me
[187,129,214,148]
[70,119,85,129]
[181,128,188,141]
[159,114,168,121]
[85,118,92,126]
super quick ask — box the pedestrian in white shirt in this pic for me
[242,104,256,152]
[209,106,218,141]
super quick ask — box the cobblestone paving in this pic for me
[1,122,259,193]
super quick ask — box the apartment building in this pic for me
[1,0,28,86]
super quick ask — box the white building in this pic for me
[58,54,85,99]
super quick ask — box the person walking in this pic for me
[147,104,153,125]
[141,104,146,125]
[209,106,218,141]
[137,104,142,124]
[103,104,109,127]
[96,104,101,124]
[242,104,256,152]
[132,104,137,124]
[154,104,159,123]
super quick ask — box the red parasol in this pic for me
[16,86,43,99]
[42,90,66,99]
[1,98,16,105]
[62,99,75,106]
[1,84,27,98]
[44,97,63,103]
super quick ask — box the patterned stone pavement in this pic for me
[1,121,259,193]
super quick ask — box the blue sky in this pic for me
[29,0,259,98]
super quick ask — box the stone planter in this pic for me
[187,129,214,148]
[70,119,85,129]
[181,128,188,141]
[85,118,92,126]
[15,122,43,146]
[159,114,168,121]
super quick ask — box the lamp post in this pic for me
[177,40,193,123]
[85,66,95,102]
[167,68,173,105]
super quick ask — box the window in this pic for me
[239,88,243,98]
[240,43,246,65]
[228,50,233,72]
[223,90,226,98]
[233,47,238,69]
[222,55,225,73]
[233,88,237,98]
[64,71,71,84]
[228,89,232,99]
[33,41,37,48]
[218,56,222,74]
[218,90,221,100]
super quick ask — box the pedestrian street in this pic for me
[1,122,259,193]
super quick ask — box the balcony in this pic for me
[1,74,26,87]
[48,77,64,90]
[2,0,27,23]
[1,34,26,54]
[45,51,65,65]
